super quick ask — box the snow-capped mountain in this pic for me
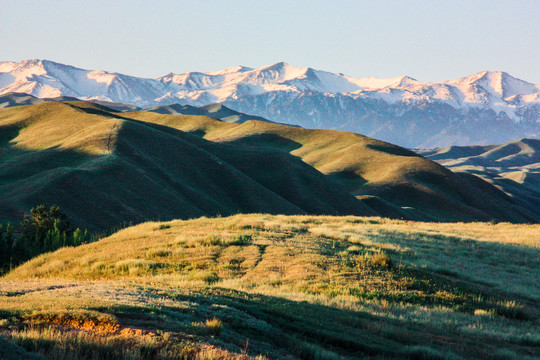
[1,59,538,147]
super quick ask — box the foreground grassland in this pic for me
[1,215,538,359]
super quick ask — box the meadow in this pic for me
[0,215,538,359]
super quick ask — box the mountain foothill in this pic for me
[0,98,537,232]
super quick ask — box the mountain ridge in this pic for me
[1,59,539,147]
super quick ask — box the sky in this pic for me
[1,0,539,83]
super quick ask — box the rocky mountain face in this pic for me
[1,59,538,147]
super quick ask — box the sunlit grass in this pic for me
[1,214,538,359]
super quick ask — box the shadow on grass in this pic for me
[1,284,538,359]
[363,229,540,299]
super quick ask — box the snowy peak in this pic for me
[449,71,540,98]
[206,65,253,75]
[0,59,538,148]
[1,59,540,112]
[252,62,309,81]
[153,62,417,96]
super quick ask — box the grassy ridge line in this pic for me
[418,138,540,218]
[1,100,537,231]
[1,215,538,359]
[0,101,374,231]
[122,110,539,223]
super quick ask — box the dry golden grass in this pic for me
[1,215,538,359]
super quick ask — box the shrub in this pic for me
[146,249,172,258]
[226,234,252,246]
[346,245,363,254]
[192,317,223,336]
[371,252,393,269]
[188,271,219,284]
[201,234,222,246]
[114,259,158,275]
[204,318,223,336]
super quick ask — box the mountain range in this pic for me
[1,59,538,148]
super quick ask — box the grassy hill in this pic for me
[1,215,538,359]
[0,101,376,231]
[0,101,537,233]
[123,110,539,223]
[144,103,272,124]
[419,138,540,216]
[0,92,140,112]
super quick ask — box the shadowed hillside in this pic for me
[1,101,538,233]
[124,111,540,223]
[419,138,540,215]
[0,101,374,231]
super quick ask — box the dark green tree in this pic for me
[2,205,90,269]
[73,228,82,246]
[21,205,69,250]
[0,224,6,268]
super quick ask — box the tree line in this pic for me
[0,205,90,272]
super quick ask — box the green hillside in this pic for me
[125,111,539,223]
[419,138,540,216]
[144,103,272,123]
[0,92,140,112]
[1,101,537,233]
[0,101,374,231]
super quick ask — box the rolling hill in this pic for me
[419,138,540,215]
[0,101,377,231]
[144,103,272,124]
[0,101,537,232]
[121,110,540,223]
[0,92,272,123]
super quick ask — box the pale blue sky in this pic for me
[1,0,539,82]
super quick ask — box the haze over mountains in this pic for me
[1,59,538,148]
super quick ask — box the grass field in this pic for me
[1,215,538,359]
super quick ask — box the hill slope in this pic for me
[121,110,540,223]
[0,102,374,231]
[0,92,273,123]
[0,101,537,232]
[144,103,272,124]
[2,215,539,359]
[419,138,540,216]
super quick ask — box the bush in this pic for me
[204,318,223,336]
[146,249,172,258]
[188,271,219,284]
[193,317,223,336]
[371,252,393,269]
[226,234,252,246]
[346,245,363,254]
